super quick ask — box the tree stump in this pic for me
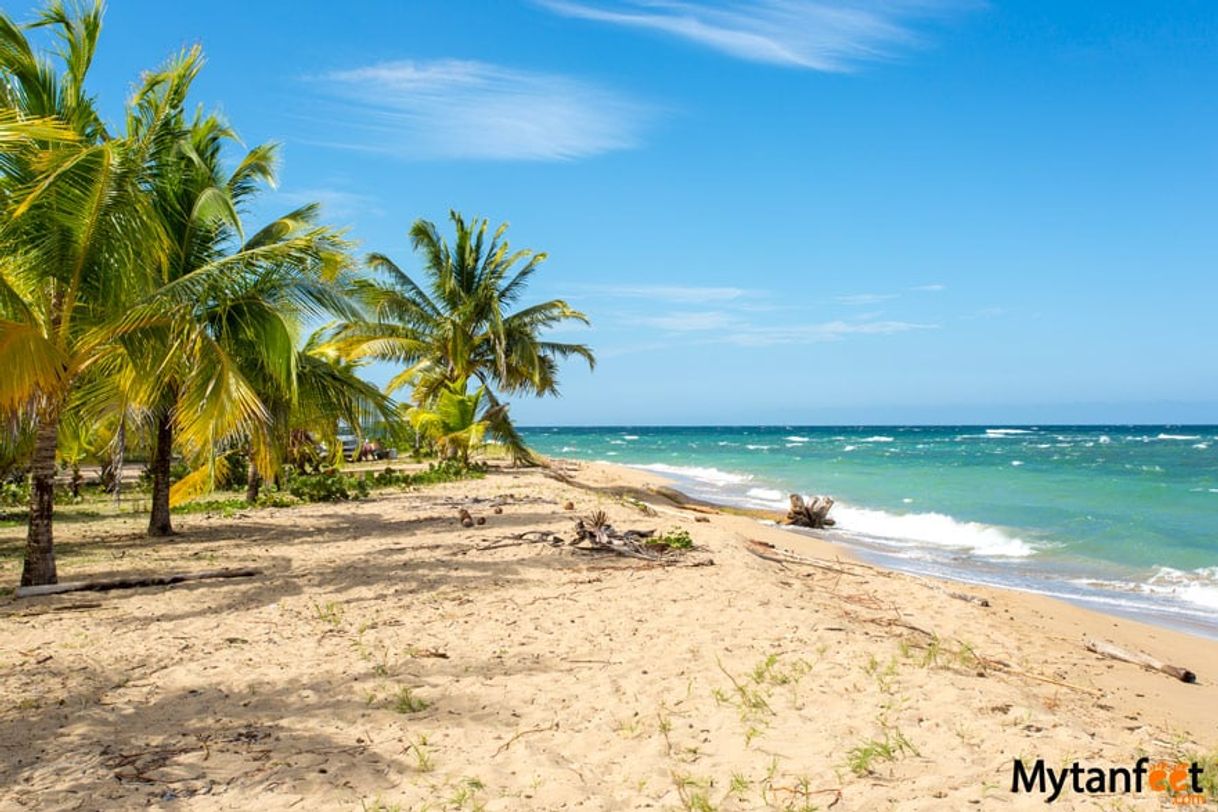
[785,494,835,529]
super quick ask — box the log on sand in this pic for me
[1083,636,1196,683]
[15,568,261,598]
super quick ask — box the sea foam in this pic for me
[831,504,1036,558]
[633,463,753,487]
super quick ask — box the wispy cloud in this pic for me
[537,0,969,71]
[313,59,653,161]
[724,319,936,346]
[911,283,946,292]
[272,188,382,222]
[585,284,754,303]
[640,311,737,331]
[630,307,936,345]
[836,292,899,305]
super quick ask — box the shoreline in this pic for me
[2,458,1216,808]
[544,444,1218,644]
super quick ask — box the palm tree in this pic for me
[0,2,191,585]
[329,211,595,463]
[408,378,492,465]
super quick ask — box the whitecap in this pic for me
[1011,460,1024,466]
[1193,443,1209,450]
[842,445,857,452]
[986,428,1032,436]
[746,444,773,451]
[785,435,811,443]
[1077,567,1218,613]
[746,487,785,503]
[632,463,753,487]
[1157,433,1201,441]
[860,436,894,443]
[831,504,1036,557]
[622,434,639,440]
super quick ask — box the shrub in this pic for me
[1,480,29,508]
[284,467,359,502]
[649,528,694,550]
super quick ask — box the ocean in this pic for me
[519,426,1218,638]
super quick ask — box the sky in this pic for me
[17,0,1218,424]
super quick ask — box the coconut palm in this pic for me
[408,378,494,465]
[122,98,359,534]
[0,3,193,585]
[329,211,595,463]
[234,329,399,505]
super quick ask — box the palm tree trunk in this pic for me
[147,410,175,536]
[21,403,61,587]
[245,460,261,504]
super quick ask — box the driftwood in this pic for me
[1084,636,1196,683]
[15,568,261,598]
[573,512,661,560]
[785,494,835,528]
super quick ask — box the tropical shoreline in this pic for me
[521,424,1218,643]
[3,458,1216,809]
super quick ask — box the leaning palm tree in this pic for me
[0,3,194,585]
[328,211,595,463]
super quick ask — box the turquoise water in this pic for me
[520,426,1218,637]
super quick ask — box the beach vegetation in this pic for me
[391,686,429,714]
[408,734,435,772]
[845,727,919,776]
[648,527,695,550]
[312,599,344,626]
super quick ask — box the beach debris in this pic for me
[572,510,663,560]
[742,539,852,576]
[493,506,504,514]
[458,508,475,527]
[785,494,836,529]
[563,501,576,511]
[15,568,261,598]
[1084,636,1196,683]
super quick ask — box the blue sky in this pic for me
[30,0,1218,424]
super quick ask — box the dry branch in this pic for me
[15,568,261,598]
[1084,636,1196,683]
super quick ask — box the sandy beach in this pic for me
[2,460,1216,810]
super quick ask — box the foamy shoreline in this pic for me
[585,455,1218,642]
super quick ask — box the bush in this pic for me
[1,480,29,508]
[409,460,486,486]
[648,528,694,550]
[279,466,378,502]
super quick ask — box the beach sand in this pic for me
[1,460,1215,810]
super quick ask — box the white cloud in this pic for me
[587,284,754,303]
[538,0,968,71]
[912,283,946,291]
[314,59,653,161]
[835,292,899,305]
[725,319,937,346]
[641,311,736,331]
[272,188,381,222]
